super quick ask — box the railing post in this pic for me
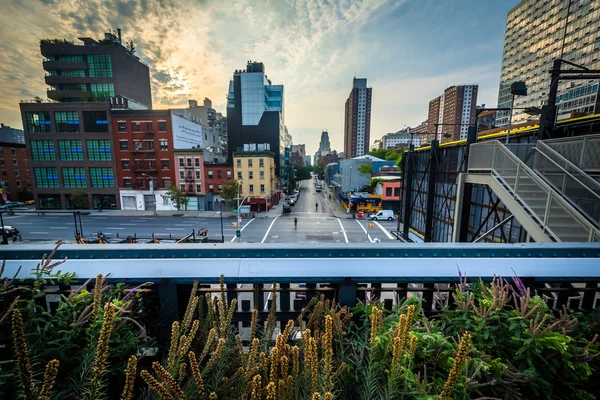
[402,145,414,240]
[514,163,521,198]
[157,279,179,343]
[543,191,552,228]
[279,283,290,312]
[424,140,439,242]
[580,136,588,169]
[226,283,238,307]
[338,278,357,308]
[254,283,264,311]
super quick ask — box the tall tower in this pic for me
[343,78,372,159]
[319,130,330,153]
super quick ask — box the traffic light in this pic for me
[236,230,241,238]
[368,223,374,229]
[232,222,238,228]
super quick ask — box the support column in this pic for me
[424,140,438,242]
[402,145,414,240]
[157,280,179,343]
[538,59,561,140]
[458,126,477,242]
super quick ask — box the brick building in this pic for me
[0,143,32,203]
[204,162,234,210]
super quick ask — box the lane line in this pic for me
[230,218,255,242]
[30,231,49,234]
[166,228,185,231]
[355,220,373,243]
[372,220,394,240]
[105,227,125,230]
[261,216,279,243]
[48,227,68,229]
[119,223,139,226]
[336,218,349,243]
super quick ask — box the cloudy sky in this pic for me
[0,0,516,155]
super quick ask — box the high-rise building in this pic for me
[427,85,478,142]
[20,31,152,210]
[496,0,600,126]
[0,124,24,144]
[319,130,330,153]
[227,61,285,177]
[41,32,151,107]
[344,78,372,159]
[291,144,306,159]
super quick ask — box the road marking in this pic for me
[105,227,125,230]
[48,227,68,229]
[230,218,255,242]
[119,223,138,226]
[355,220,373,243]
[261,216,279,243]
[16,222,33,225]
[30,231,49,234]
[372,220,394,240]
[166,228,185,231]
[336,218,349,243]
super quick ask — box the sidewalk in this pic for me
[322,181,352,219]
[86,205,284,219]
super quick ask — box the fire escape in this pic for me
[184,164,195,194]
[130,123,155,189]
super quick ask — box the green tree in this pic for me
[313,162,325,177]
[125,40,136,55]
[165,185,189,211]
[296,165,312,180]
[220,180,239,203]
[289,174,297,192]
[70,190,89,209]
[357,163,372,174]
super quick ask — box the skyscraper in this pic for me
[496,0,600,127]
[226,61,285,177]
[319,130,330,153]
[344,78,372,159]
[427,85,478,142]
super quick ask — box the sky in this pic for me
[0,0,517,155]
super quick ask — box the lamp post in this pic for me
[505,81,527,144]
[236,179,242,243]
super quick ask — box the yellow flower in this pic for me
[188,352,205,394]
[322,315,334,392]
[210,392,218,400]
[250,374,262,400]
[167,321,180,369]
[12,309,33,399]
[292,346,300,376]
[249,309,259,343]
[92,273,103,315]
[140,370,175,400]
[205,338,226,370]
[324,393,334,400]
[119,355,136,400]
[266,381,277,400]
[39,359,60,400]
[152,361,188,400]
[440,332,472,400]
[91,302,116,387]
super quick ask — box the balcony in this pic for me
[47,89,91,100]
[130,147,155,153]
[42,60,87,70]
[132,163,157,172]
[184,175,195,182]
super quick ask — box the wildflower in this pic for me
[188,352,205,394]
[91,302,116,387]
[225,299,238,339]
[12,309,33,399]
[182,295,199,333]
[218,299,228,338]
[391,336,403,372]
[369,307,383,347]
[409,335,418,356]
[205,338,226,370]
[440,332,472,400]
[266,381,277,400]
[249,308,259,343]
[322,315,334,392]
[140,370,175,400]
[39,359,60,400]
[269,347,279,382]
[280,355,289,378]
[119,355,137,400]
[167,321,181,370]
[152,361,188,400]
[246,338,260,378]
[250,374,262,400]
[92,273,104,315]
[178,362,187,384]
[265,284,278,340]
[309,337,319,394]
[292,346,300,375]
[179,320,200,358]
[324,393,334,400]
[312,393,322,400]
[200,328,217,363]
[210,393,218,400]
[260,352,269,377]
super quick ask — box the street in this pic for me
[1,179,398,244]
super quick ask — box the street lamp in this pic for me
[505,81,527,144]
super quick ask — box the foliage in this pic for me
[40,38,74,45]
[313,162,325,177]
[2,255,599,400]
[166,185,190,211]
[125,40,136,55]
[295,166,312,181]
[357,164,372,174]
[369,178,384,190]
[289,174,297,193]
[368,148,404,162]
[220,180,239,203]
[70,190,90,209]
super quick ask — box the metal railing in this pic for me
[542,133,600,171]
[468,140,600,242]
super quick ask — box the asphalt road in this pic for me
[2,180,398,243]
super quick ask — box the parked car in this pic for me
[369,210,394,221]
[2,226,19,237]
[282,205,291,213]
[289,199,296,206]
[0,201,25,209]
[25,200,35,205]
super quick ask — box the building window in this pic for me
[161,160,169,170]
[248,159,253,167]
[119,140,128,151]
[196,184,202,192]
[30,140,56,161]
[158,121,167,131]
[209,184,214,192]
[160,140,168,151]
[186,158,192,167]
[236,159,241,168]
[118,122,127,132]
[133,141,142,151]
[124,178,132,188]
[260,184,265,193]
[218,184,223,191]
[62,167,87,188]
[249,171,254,179]
[26,112,51,133]
[54,111,80,133]
[195,171,200,179]
[208,170,213,178]
[385,187,392,196]
[237,172,242,180]
[61,69,85,77]
[217,170,222,179]
[249,184,254,193]
[180,184,185,191]
[90,83,114,101]
[144,121,152,131]
[88,54,112,77]
[16,181,21,188]
[87,140,112,161]
[260,171,264,180]
[58,140,83,161]
[194,158,200,167]
[121,160,130,170]
[394,188,400,197]
[12,160,17,167]
[146,141,154,150]
[226,170,232,178]
[179,171,185,179]
[34,167,59,188]
[14,170,19,178]
[259,159,264,167]
[90,167,114,187]
[179,158,184,167]
[163,179,171,188]
[82,111,109,132]
[132,122,141,132]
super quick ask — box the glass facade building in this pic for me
[496,0,600,126]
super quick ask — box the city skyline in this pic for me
[0,0,516,155]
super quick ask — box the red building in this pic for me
[110,109,177,210]
[0,142,33,203]
[204,162,233,210]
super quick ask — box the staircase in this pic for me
[467,140,600,242]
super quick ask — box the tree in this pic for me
[313,162,325,177]
[357,163,372,174]
[220,180,239,203]
[165,185,189,211]
[125,40,136,55]
[296,166,312,180]
[289,174,297,193]
[70,190,89,209]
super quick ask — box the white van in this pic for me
[369,210,394,221]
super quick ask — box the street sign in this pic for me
[238,216,242,223]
